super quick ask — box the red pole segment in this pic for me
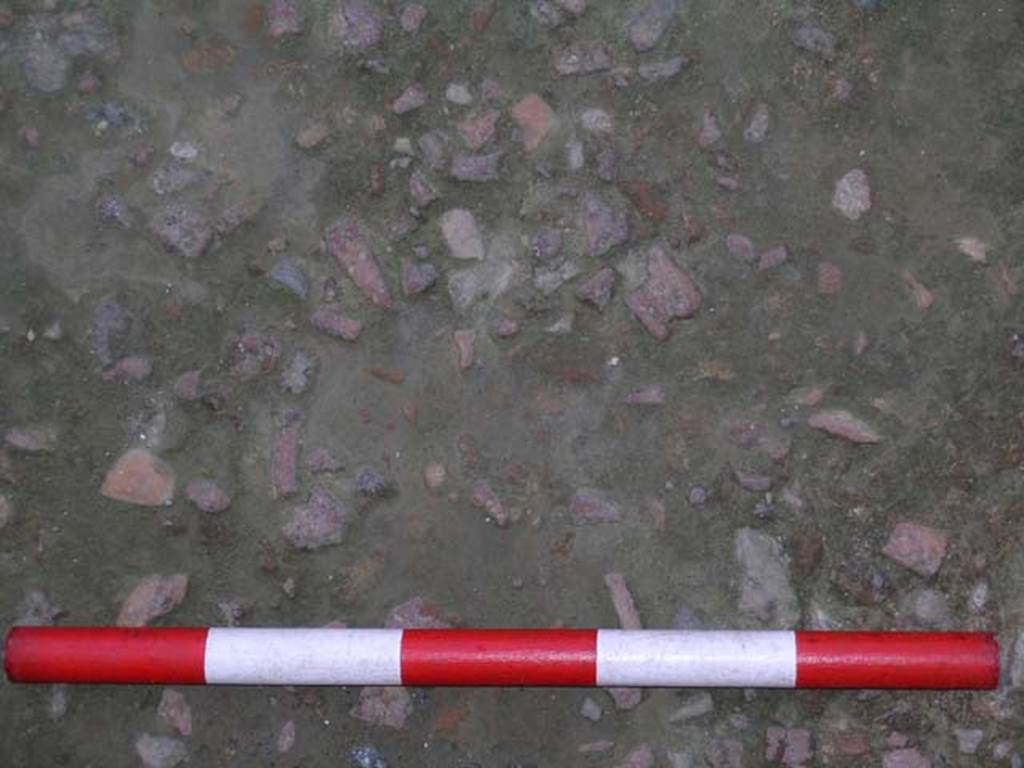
[4,627,208,684]
[401,628,597,686]
[795,631,1000,689]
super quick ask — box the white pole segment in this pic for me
[595,630,797,687]
[204,628,403,685]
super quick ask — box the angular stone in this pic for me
[471,480,507,526]
[709,739,745,768]
[328,1,383,50]
[232,330,282,379]
[408,169,438,207]
[271,413,301,499]
[453,329,476,370]
[626,245,702,339]
[324,219,392,308]
[955,236,987,263]
[269,259,309,300]
[616,744,655,768]
[688,486,708,506]
[390,83,427,114]
[620,180,668,221]
[158,689,192,736]
[954,728,984,756]
[624,385,664,405]
[91,296,131,368]
[351,745,389,768]
[625,0,676,52]
[507,92,557,151]
[735,528,799,626]
[268,0,303,37]
[356,466,392,498]
[882,748,930,768]
[185,479,231,513]
[5,424,59,453]
[22,37,69,93]
[151,205,213,260]
[418,130,451,170]
[0,494,12,529]
[832,169,872,220]
[350,686,412,729]
[423,462,447,490]
[48,685,68,721]
[277,720,296,753]
[401,259,439,295]
[135,734,187,768]
[311,309,362,341]
[97,196,133,229]
[450,150,502,181]
[820,729,871,759]
[149,163,204,197]
[792,22,836,60]
[400,4,428,33]
[905,587,951,627]
[766,727,814,767]
[557,0,588,14]
[305,447,343,473]
[554,40,612,75]
[807,409,881,443]
[440,209,485,260]
[758,246,789,270]
[296,121,330,149]
[638,55,689,82]
[668,692,713,723]
[386,596,453,628]
[580,696,603,721]
[901,269,935,310]
[698,106,722,148]
[117,574,188,626]
[16,589,61,626]
[534,260,582,295]
[605,572,642,629]
[735,469,771,492]
[570,489,621,524]
[575,267,616,310]
[744,102,771,143]
[581,108,613,135]
[528,227,563,262]
[489,317,519,344]
[457,109,499,150]
[445,82,473,104]
[531,0,564,28]
[101,356,153,382]
[280,350,315,395]
[57,8,119,60]
[582,193,628,257]
[283,487,349,550]
[607,686,643,710]
[447,261,519,313]
[101,449,175,506]
[566,138,585,170]
[883,522,949,577]
[219,196,261,234]
[597,145,619,182]
[726,234,756,263]
[817,261,842,294]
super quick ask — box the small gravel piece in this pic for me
[135,734,187,768]
[832,169,872,220]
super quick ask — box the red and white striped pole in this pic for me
[4,628,999,689]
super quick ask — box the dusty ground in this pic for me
[1,0,1023,766]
